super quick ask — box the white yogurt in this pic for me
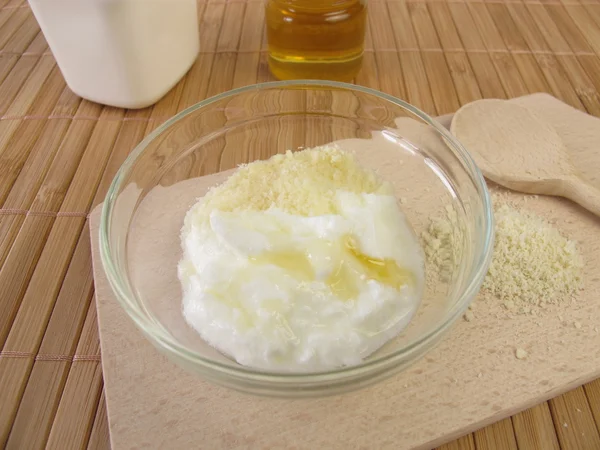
[178,191,424,372]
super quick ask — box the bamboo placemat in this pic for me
[1,0,600,448]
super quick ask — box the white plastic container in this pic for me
[28,0,200,109]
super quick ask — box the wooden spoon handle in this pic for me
[563,176,600,218]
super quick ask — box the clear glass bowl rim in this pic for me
[99,79,494,383]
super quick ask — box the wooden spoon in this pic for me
[451,99,600,217]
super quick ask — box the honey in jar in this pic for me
[265,0,367,82]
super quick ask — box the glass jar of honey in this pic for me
[265,0,367,82]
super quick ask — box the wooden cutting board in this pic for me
[90,94,600,449]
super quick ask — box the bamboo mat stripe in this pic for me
[1,0,600,449]
[0,210,89,217]
[3,0,600,7]
[2,46,600,58]
[0,351,101,361]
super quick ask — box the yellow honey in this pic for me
[265,0,367,81]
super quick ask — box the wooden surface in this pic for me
[0,0,600,448]
[88,95,600,448]
[451,98,600,217]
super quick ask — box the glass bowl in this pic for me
[100,80,493,397]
